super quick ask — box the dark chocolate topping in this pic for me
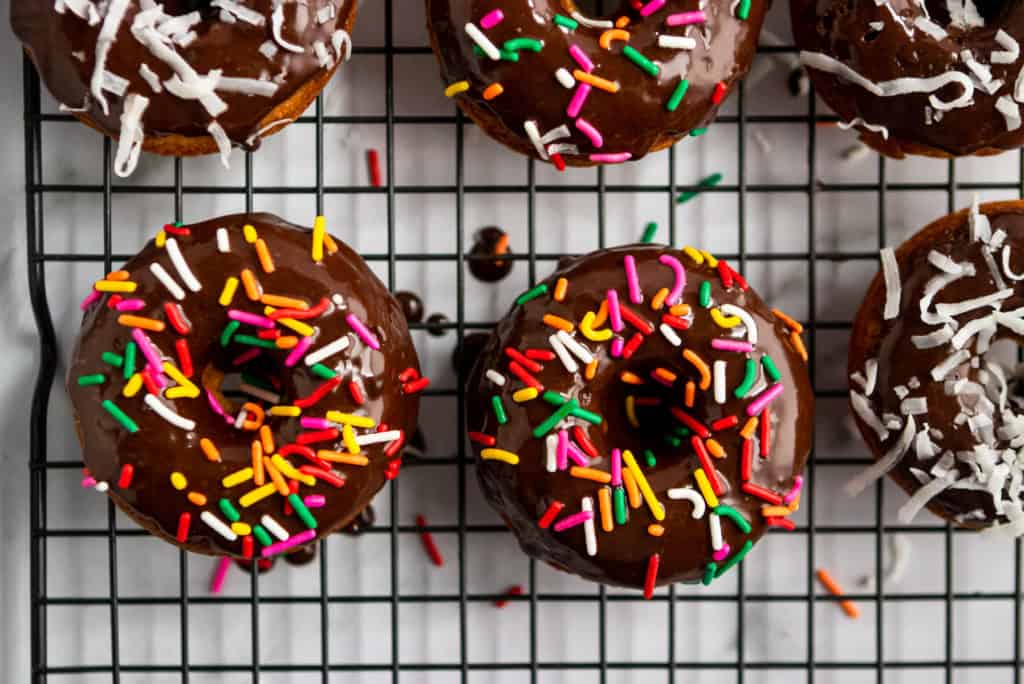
[469,226,514,283]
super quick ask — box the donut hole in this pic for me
[921,0,1014,29]
[163,0,215,16]
[199,349,292,425]
[559,0,626,22]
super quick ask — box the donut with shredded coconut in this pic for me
[849,200,1024,531]
[12,1,356,176]
[792,0,1024,157]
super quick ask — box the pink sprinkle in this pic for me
[658,254,686,305]
[480,9,504,28]
[285,336,314,367]
[261,529,317,558]
[80,290,102,310]
[712,543,731,562]
[666,10,706,26]
[569,44,594,72]
[566,443,589,467]
[228,309,276,329]
[606,289,624,332]
[566,83,592,118]
[553,510,594,532]
[746,382,784,417]
[610,337,624,358]
[575,118,604,148]
[210,556,232,594]
[589,152,632,163]
[346,313,381,350]
[115,298,145,312]
[640,0,667,16]
[81,476,97,488]
[301,417,332,430]
[711,338,754,353]
[206,389,228,418]
[231,348,262,366]
[556,429,569,471]
[784,475,804,504]
[131,328,163,371]
[304,495,327,508]
[611,448,622,486]
[624,255,642,305]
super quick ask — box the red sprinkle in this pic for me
[141,368,162,396]
[107,294,123,310]
[279,443,319,463]
[741,439,753,481]
[717,260,734,289]
[402,377,431,394]
[267,297,330,321]
[692,436,725,495]
[711,415,739,431]
[524,349,555,362]
[711,81,727,105]
[495,584,524,608]
[175,339,193,378]
[384,430,405,458]
[671,408,711,438]
[729,265,749,291]
[384,459,402,480]
[537,500,565,529]
[242,535,254,559]
[257,329,281,340]
[572,426,598,458]
[296,428,340,445]
[620,306,654,335]
[551,153,566,172]
[164,302,191,335]
[504,347,542,373]
[508,361,543,390]
[348,381,366,405]
[661,314,691,330]
[468,431,496,447]
[742,481,784,505]
[299,465,345,488]
[117,464,134,489]
[176,513,191,543]
[760,408,771,458]
[367,149,382,187]
[232,348,262,366]
[399,367,420,383]
[164,223,191,236]
[766,516,796,531]
[294,376,342,408]
[643,553,660,599]
[621,332,644,359]
[416,514,444,567]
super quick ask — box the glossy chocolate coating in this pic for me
[12,0,356,148]
[425,0,767,164]
[467,245,813,588]
[469,227,514,283]
[791,0,1024,157]
[68,213,420,558]
[848,201,1024,526]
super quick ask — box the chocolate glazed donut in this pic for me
[792,0,1024,158]
[70,213,423,559]
[12,1,357,175]
[466,245,813,591]
[425,0,768,167]
[849,201,1024,532]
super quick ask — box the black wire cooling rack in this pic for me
[22,1,1024,682]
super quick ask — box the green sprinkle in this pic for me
[101,352,124,368]
[123,341,136,379]
[102,400,139,433]
[504,38,543,53]
[677,173,723,204]
[734,358,758,398]
[473,45,520,61]
[234,334,278,349]
[664,435,682,448]
[77,374,106,386]
[540,391,602,424]
[644,449,657,468]
[516,284,549,306]
[241,373,273,390]
[220,320,241,347]
[673,426,691,437]
[702,562,718,586]
[289,493,318,529]
[690,127,708,137]
[699,281,712,308]
[761,355,781,383]
[737,0,751,20]
[714,505,753,534]
[492,395,508,424]
[311,363,338,380]
[533,399,578,438]
[253,524,273,547]
[666,78,690,112]
[641,222,658,243]
[613,486,628,525]
[554,14,578,30]
[542,390,568,406]
[622,45,660,77]
[714,540,754,579]
[219,498,241,523]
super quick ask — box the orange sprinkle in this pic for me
[106,270,130,281]
[599,28,630,49]
[323,233,339,254]
[772,308,804,333]
[762,505,793,517]
[483,83,504,100]
[200,438,220,463]
[585,359,598,380]
[241,269,261,300]
[573,70,620,93]
[592,300,609,327]
[615,15,630,28]
[317,450,370,466]
[620,371,644,385]
[598,487,613,532]
[622,469,642,508]
[261,294,309,310]
[494,233,510,256]
[648,524,665,537]
[255,238,275,273]
[685,381,696,408]
[543,314,574,332]
[570,466,612,484]
[251,441,265,486]
[683,349,711,390]
[276,336,299,349]
[259,425,275,455]
[263,455,290,496]
[791,331,808,362]
[816,569,860,619]
[187,492,207,506]
[117,315,165,332]
[554,277,568,302]
[653,368,677,384]
[240,402,265,431]
[740,417,759,439]
[651,287,669,311]
[669,303,691,317]
[706,438,726,458]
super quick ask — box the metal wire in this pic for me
[23,3,1024,682]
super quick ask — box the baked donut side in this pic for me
[70,213,423,558]
[12,1,357,175]
[426,0,768,167]
[848,200,1024,530]
[466,245,813,591]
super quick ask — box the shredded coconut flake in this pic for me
[881,247,901,319]
[993,29,1021,64]
[272,5,306,53]
[207,121,232,168]
[212,0,266,25]
[845,416,916,496]
[898,471,958,523]
[139,63,163,93]
[113,93,149,177]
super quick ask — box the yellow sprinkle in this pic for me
[94,280,137,293]
[170,472,187,490]
[585,359,598,380]
[512,387,539,403]
[483,83,504,100]
[710,308,742,329]
[694,469,719,508]
[239,483,279,508]
[200,438,221,463]
[326,411,375,428]
[625,395,639,428]
[187,492,207,506]
[165,386,196,400]
[219,277,239,306]
[651,287,669,311]
[554,278,568,302]
[542,314,575,332]
[580,311,613,341]
[122,373,143,398]
[622,450,665,521]
[700,250,718,267]
[317,450,370,466]
[444,80,470,97]
[222,468,254,488]
[271,454,316,486]
[312,215,327,263]
[243,224,258,243]
[231,522,252,536]
[276,317,315,337]
[683,246,704,264]
[155,230,167,248]
[270,405,302,417]
[481,448,520,465]
[342,423,361,455]
[163,362,198,397]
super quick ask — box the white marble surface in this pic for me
[3,1,1024,682]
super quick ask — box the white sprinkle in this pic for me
[912,324,955,349]
[149,262,186,301]
[850,390,889,441]
[570,10,613,28]
[718,304,758,345]
[993,29,1020,64]
[997,95,1022,131]
[709,512,724,550]
[261,515,289,541]
[211,0,266,25]
[113,93,149,178]
[880,247,901,319]
[355,430,402,446]
[201,511,238,541]
[485,370,506,386]
[935,289,1012,317]
[931,349,970,382]
[713,360,726,404]
[845,415,916,496]
[217,228,230,253]
[555,68,576,89]
[556,330,593,364]
[234,409,248,430]
[138,63,163,93]
[546,142,579,156]
[666,487,706,518]
[659,323,682,346]
[549,334,578,374]
[272,5,306,53]
[545,434,558,473]
[207,121,232,169]
[465,22,501,60]
[240,383,280,404]
[581,497,597,556]
[658,35,697,50]
[94,480,109,492]
[304,336,350,366]
[144,394,196,431]
[540,125,572,144]
[164,238,202,292]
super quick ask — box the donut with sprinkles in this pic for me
[70,213,424,559]
[466,244,812,592]
[425,0,767,167]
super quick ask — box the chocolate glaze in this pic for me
[848,201,1024,526]
[469,227,514,283]
[791,0,1024,157]
[68,213,420,558]
[396,291,425,324]
[12,1,356,149]
[467,245,813,588]
[425,0,767,164]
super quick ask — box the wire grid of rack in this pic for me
[21,1,1024,682]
